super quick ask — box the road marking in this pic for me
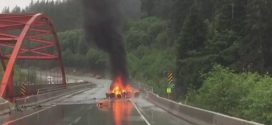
[131,100,151,125]
[68,116,82,125]
[0,101,8,105]
[2,106,53,125]
[74,117,82,123]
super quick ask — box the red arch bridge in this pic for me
[0,13,263,125]
[0,13,66,100]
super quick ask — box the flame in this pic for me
[110,75,139,98]
[111,76,127,96]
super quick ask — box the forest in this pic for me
[2,0,272,124]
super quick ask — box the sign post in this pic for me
[166,87,171,98]
[167,72,175,99]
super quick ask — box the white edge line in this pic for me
[2,106,54,125]
[131,100,151,125]
[0,101,9,105]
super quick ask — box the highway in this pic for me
[1,76,192,125]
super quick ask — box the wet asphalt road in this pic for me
[1,77,192,125]
[5,103,147,125]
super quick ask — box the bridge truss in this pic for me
[0,13,66,99]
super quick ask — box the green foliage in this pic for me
[141,0,173,18]
[186,65,272,124]
[14,67,25,82]
[125,17,175,95]
[0,66,36,85]
[58,30,107,72]
[128,49,175,94]
[3,0,141,31]
[173,0,272,102]
[237,0,272,73]
[176,55,217,96]
[175,6,208,96]
[86,49,108,69]
[169,0,194,33]
[125,17,170,49]
[241,78,272,125]
[176,7,207,59]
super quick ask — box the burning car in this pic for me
[106,85,140,99]
[106,76,140,99]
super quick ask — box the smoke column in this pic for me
[82,0,129,85]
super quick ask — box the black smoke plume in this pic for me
[82,0,129,84]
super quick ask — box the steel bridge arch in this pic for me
[0,13,66,99]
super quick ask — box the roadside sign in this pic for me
[20,83,27,96]
[167,72,174,84]
[166,87,172,94]
[166,72,174,98]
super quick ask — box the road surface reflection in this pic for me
[112,100,133,125]
[2,101,146,125]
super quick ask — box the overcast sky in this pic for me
[0,0,62,11]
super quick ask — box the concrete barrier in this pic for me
[0,82,92,115]
[0,98,13,115]
[15,83,95,106]
[147,92,263,125]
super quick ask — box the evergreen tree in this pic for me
[240,0,272,72]
[170,0,194,33]
[207,0,247,66]
[176,5,207,96]
[11,6,21,13]
[2,7,10,13]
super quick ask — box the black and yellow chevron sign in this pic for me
[20,84,27,96]
[167,72,174,84]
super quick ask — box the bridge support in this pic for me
[0,13,66,99]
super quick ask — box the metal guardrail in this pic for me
[146,92,263,125]
[15,82,94,106]
[36,85,66,95]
